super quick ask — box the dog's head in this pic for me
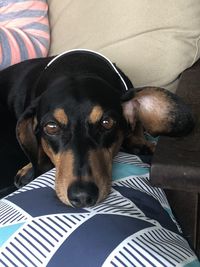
[15,50,194,207]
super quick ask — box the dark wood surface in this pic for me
[150,59,200,257]
[150,59,200,191]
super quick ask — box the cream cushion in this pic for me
[47,0,200,92]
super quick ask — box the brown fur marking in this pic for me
[16,163,32,177]
[53,108,68,125]
[42,138,75,205]
[41,138,56,164]
[17,116,38,158]
[88,132,123,203]
[41,138,75,205]
[55,150,75,205]
[135,87,175,135]
[17,118,32,145]
[88,149,112,203]
[89,106,103,124]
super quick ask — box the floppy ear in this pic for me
[16,102,38,167]
[16,100,53,178]
[122,87,194,137]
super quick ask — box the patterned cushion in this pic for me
[0,152,199,266]
[0,0,50,70]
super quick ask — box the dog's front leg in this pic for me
[122,121,156,155]
[14,147,54,188]
[14,163,34,188]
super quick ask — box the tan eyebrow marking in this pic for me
[89,106,103,124]
[53,108,68,125]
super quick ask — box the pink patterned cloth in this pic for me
[0,0,50,70]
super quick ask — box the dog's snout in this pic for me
[68,181,99,208]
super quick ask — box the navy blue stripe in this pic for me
[24,227,51,252]
[6,247,26,266]
[0,207,13,220]
[133,239,168,267]
[30,180,49,187]
[103,197,121,205]
[0,259,8,267]
[114,256,128,267]
[150,231,183,261]
[55,215,73,229]
[1,252,18,267]
[28,224,55,247]
[127,242,157,267]
[71,214,82,222]
[159,230,192,256]
[115,201,131,207]
[17,215,26,222]
[110,262,118,267]
[47,217,68,233]
[80,214,87,219]
[1,208,15,220]
[148,231,182,262]
[120,249,146,267]
[15,236,43,264]
[33,220,59,242]
[126,179,135,188]
[4,211,20,224]
[163,229,192,252]
[64,215,79,225]
[10,241,37,267]
[38,172,55,178]
[10,213,23,224]
[41,217,63,237]
[156,230,186,256]
[19,232,46,257]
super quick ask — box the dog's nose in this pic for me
[68,181,99,208]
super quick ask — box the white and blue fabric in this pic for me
[0,152,199,267]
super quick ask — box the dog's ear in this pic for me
[122,87,194,137]
[16,100,52,177]
[15,100,54,187]
[16,100,39,168]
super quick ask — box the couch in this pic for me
[0,0,200,265]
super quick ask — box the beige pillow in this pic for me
[47,0,200,92]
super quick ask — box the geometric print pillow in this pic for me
[0,152,199,267]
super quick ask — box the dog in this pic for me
[0,49,194,207]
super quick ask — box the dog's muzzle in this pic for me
[67,181,99,208]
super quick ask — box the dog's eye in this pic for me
[100,117,116,130]
[43,122,61,135]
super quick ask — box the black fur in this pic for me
[0,51,194,206]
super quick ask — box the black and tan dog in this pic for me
[0,49,194,207]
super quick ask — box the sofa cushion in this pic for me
[47,0,200,92]
[0,0,50,70]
